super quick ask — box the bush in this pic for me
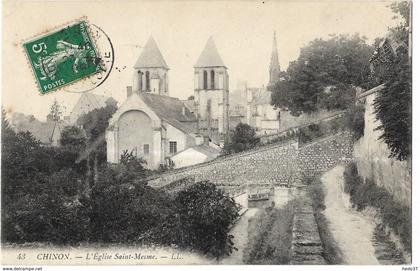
[243,201,295,264]
[2,170,90,244]
[343,104,365,140]
[224,123,260,154]
[343,162,411,252]
[89,180,173,243]
[174,181,239,258]
[307,177,344,264]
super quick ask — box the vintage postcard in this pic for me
[1,0,415,269]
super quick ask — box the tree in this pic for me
[224,123,260,154]
[54,126,88,174]
[76,103,118,183]
[372,1,411,160]
[271,34,374,116]
[174,181,239,258]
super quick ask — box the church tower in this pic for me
[133,36,169,95]
[269,31,281,85]
[194,37,229,143]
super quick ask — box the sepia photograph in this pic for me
[0,0,415,268]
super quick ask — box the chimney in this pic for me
[182,106,186,116]
[126,86,133,97]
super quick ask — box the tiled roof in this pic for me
[191,144,220,159]
[182,99,195,112]
[140,93,197,134]
[68,93,116,124]
[194,37,226,68]
[134,36,169,69]
[11,113,63,145]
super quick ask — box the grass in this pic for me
[243,201,295,264]
[307,177,344,264]
[343,162,411,253]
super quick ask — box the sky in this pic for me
[2,0,399,121]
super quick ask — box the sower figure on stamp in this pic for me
[35,40,89,81]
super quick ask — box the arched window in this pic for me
[203,71,208,90]
[145,71,150,91]
[210,70,215,89]
[138,71,143,90]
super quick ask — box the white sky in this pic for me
[2,0,399,121]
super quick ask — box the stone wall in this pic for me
[354,86,411,207]
[147,132,354,190]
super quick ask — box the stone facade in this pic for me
[147,132,353,190]
[354,85,411,206]
[194,37,230,143]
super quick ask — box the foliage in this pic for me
[88,179,172,243]
[77,103,118,165]
[223,123,260,154]
[343,162,411,252]
[243,201,294,264]
[371,1,411,161]
[2,167,90,244]
[271,34,374,116]
[2,108,239,258]
[343,104,365,140]
[59,126,87,150]
[307,176,344,264]
[119,150,149,180]
[174,181,239,258]
[47,99,64,122]
[1,111,56,198]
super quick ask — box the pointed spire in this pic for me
[194,36,226,68]
[134,36,169,69]
[269,31,281,84]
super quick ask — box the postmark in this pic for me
[23,18,114,94]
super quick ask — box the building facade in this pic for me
[193,37,229,144]
[106,36,222,169]
[245,32,282,135]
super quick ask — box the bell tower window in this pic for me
[203,71,208,90]
[145,71,150,91]
[210,70,215,89]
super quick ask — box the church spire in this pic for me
[269,31,281,85]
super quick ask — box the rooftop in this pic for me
[194,37,226,68]
[134,36,169,69]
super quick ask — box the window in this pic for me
[203,71,208,90]
[145,71,150,91]
[138,71,143,90]
[143,144,149,155]
[210,70,215,89]
[169,141,177,154]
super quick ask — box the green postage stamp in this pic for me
[23,20,101,94]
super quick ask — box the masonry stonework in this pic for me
[354,88,411,207]
[147,132,353,191]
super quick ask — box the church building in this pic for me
[246,32,282,134]
[194,37,230,144]
[246,32,343,135]
[106,36,224,169]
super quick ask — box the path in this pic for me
[220,187,293,264]
[322,165,379,265]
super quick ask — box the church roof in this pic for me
[134,36,169,69]
[270,31,280,69]
[68,93,116,124]
[194,37,226,68]
[140,93,197,133]
[182,99,195,113]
